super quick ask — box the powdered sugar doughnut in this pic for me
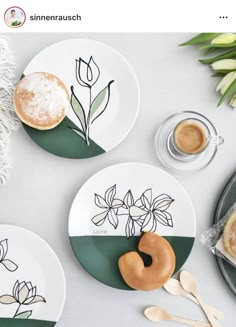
[14,72,70,130]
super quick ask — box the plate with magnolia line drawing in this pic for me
[68,162,196,290]
[21,39,140,159]
[0,225,65,327]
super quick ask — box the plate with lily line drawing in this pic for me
[21,38,140,159]
[0,225,66,326]
[68,162,196,290]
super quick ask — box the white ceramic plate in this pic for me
[68,162,196,289]
[0,225,65,326]
[22,39,140,159]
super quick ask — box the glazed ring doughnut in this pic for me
[118,232,176,291]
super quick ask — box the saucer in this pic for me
[155,111,220,173]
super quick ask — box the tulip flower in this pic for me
[0,280,46,319]
[211,59,236,71]
[216,71,236,95]
[230,95,236,107]
[211,33,236,45]
[181,33,236,108]
[76,56,100,88]
[71,56,114,146]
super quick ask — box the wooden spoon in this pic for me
[164,279,224,320]
[180,271,222,327]
[144,306,211,327]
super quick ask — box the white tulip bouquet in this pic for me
[181,33,236,108]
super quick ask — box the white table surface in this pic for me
[1,33,235,326]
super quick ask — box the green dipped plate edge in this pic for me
[22,116,105,159]
[0,318,56,327]
[20,73,105,159]
[70,235,195,290]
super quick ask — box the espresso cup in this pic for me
[172,118,224,157]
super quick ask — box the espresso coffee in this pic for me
[174,120,208,154]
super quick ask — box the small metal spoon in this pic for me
[180,271,222,327]
[144,306,211,327]
[164,279,224,320]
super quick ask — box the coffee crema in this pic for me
[174,120,207,154]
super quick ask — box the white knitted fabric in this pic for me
[0,35,20,185]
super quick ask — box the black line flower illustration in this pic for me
[76,57,100,88]
[0,239,18,272]
[0,280,46,319]
[139,190,174,232]
[117,190,147,238]
[69,56,114,146]
[92,185,123,229]
[91,186,174,238]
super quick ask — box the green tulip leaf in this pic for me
[199,49,236,64]
[15,310,32,319]
[90,80,114,124]
[70,128,86,141]
[212,73,224,77]
[70,86,86,132]
[179,33,221,46]
[204,47,218,55]
[200,43,236,50]
[213,69,236,76]
[218,79,236,107]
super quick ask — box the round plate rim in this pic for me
[68,162,196,289]
[0,224,66,322]
[213,172,236,295]
[22,38,141,159]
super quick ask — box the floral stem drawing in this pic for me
[0,239,18,272]
[91,185,174,238]
[86,86,92,145]
[0,280,46,319]
[69,56,114,146]
[13,303,21,318]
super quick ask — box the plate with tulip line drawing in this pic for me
[68,162,196,290]
[0,225,66,327]
[21,39,140,159]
